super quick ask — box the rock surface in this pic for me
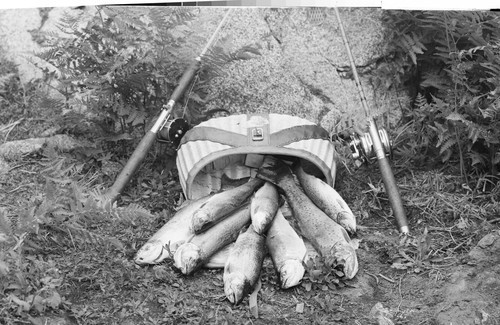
[0,7,406,132]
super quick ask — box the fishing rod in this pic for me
[105,9,233,204]
[333,8,409,234]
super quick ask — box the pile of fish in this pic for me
[134,155,358,305]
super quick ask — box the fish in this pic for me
[266,208,307,289]
[134,195,211,265]
[223,225,266,305]
[191,178,263,234]
[203,243,234,269]
[250,181,280,234]
[294,164,357,234]
[173,205,251,275]
[257,158,358,279]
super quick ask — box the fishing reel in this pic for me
[156,118,190,147]
[333,127,392,164]
[348,128,392,163]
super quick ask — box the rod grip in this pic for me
[105,130,157,203]
[377,156,409,234]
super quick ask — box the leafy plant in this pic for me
[0,149,156,322]
[377,11,500,179]
[32,7,261,141]
[301,251,347,294]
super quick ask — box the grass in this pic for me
[1,67,499,324]
[1,132,499,324]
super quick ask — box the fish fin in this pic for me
[165,242,173,259]
[249,277,261,317]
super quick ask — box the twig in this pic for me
[67,228,77,250]
[4,184,31,194]
[396,274,404,314]
[13,232,28,251]
[378,273,396,283]
[365,271,379,285]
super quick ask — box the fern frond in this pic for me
[468,151,487,167]
[480,105,499,120]
[414,93,429,109]
[111,203,154,223]
[439,137,458,155]
[399,32,427,65]
[64,223,124,250]
[436,130,453,149]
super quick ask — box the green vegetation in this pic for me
[1,7,499,325]
[377,10,500,181]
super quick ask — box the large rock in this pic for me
[203,8,406,132]
[0,7,408,132]
[0,8,42,83]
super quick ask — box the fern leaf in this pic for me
[414,93,429,109]
[64,223,124,250]
[439,137,457,156]
[468,151,487,167]
[436,130,452,149]
[446,112,467,122]
[112,203,154,223]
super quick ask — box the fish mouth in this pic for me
[338,211,357,234]
[191,211,211,233]
[173,243,201,275]
[334,245,359,279]
[279,260,305,289]
[134,241,165,265]
[224,274,246,305]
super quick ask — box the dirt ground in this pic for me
[1,140,499,324]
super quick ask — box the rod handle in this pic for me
[377,156,409,234]
[105,130,157,203]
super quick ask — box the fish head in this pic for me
[251,210,273,234]
[134,240,166,265]
[279,260,305,289]
[191,210,211,233]
[334,244,359,280]
[338,211,357,234]
[224,273,247,305]
[173,243,201,275]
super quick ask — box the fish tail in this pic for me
[256,160,292,186]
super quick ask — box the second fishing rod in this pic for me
[334,7,409,234]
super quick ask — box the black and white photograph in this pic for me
[1,2,499,324]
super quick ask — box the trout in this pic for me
[203,243,234,269]
[257,158,358,279]
[174,205,251,275]
[294,164,357,234]
[191,178,263,234]
[250,181,280,234]
[266,208,307,289]
[223,225,266,305]
[134,196,211,265]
